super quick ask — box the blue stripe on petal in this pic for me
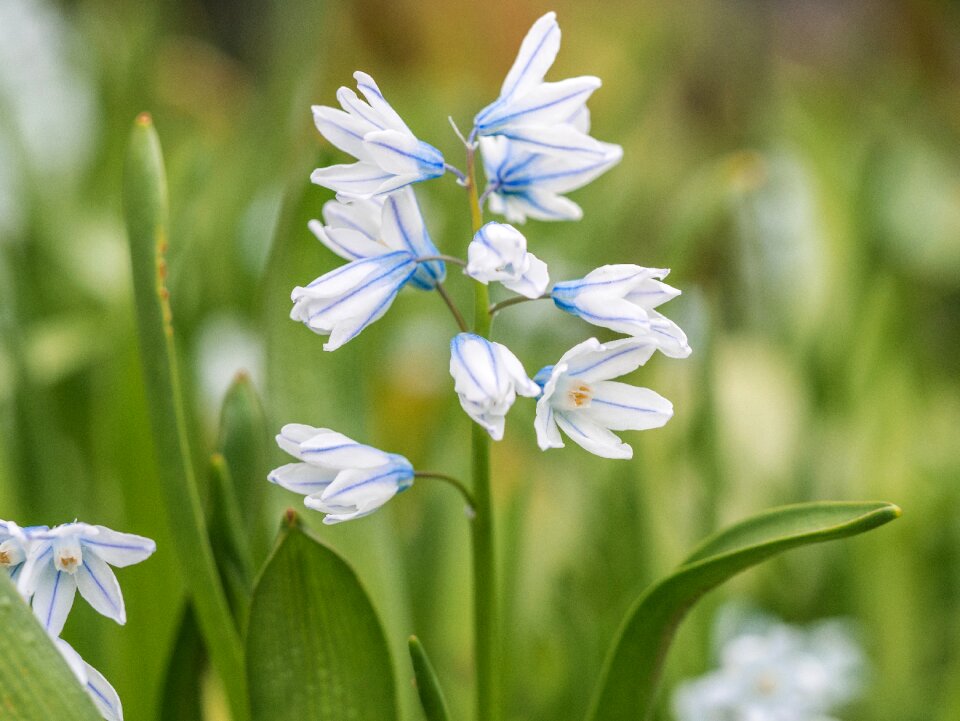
[81,560,120,613]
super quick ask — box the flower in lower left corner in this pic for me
[16,522,156,636]
[56,638,123,721]
[269,423,414,524]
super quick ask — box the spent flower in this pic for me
[311,71,444,199]
[534,337,673,459]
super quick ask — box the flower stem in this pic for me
[488,292,552,316]
[414,471,476,509]
[435,282,470,333]
[464,141,500,721]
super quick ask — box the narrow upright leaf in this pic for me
[586,501,901,721]
[0,575,101,721]
[247,513,398,721]
[409,636,452,721]
[123,112,249,721]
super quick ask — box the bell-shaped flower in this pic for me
[268,423,414,525]
[0,519,34,583]
[56,639,124,721]
[311,71,444,199]
[480,135,622,223]
[17,522,155,636]
[449,333,540,440]
[290,250,418,351]
[308,186,445,290]
[551,265,691,357]
[466,222,549,298]
[534,337,673,459]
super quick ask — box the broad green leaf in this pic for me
[247,514,398,721]
[0,575,100,721]
[586,501,901,721]
[409,636,451,721]
[123,113,249,721]
[159,604,206,721]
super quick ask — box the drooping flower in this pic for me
[56,638,123,721]
[269,424,414,524]
[551,265,691,357]
[290,251,417,352]
[449,333,540,440]
[466,222,549,298]
[311,71,444,199]
[16,522,156,636]
[672,607,865,721]
[534,337,673,459]
[0,519,34,583]
[473,12,606,156]
[480,135,622,223]
[308,186,445,290]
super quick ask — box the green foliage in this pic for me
[0,575,100,721]
[587,502,901,721]
[247,514,398,721]
[409,636,452,721]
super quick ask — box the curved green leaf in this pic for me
[0,576,100,721]
[586,501,901,721]
[123,113,249,721]
[247,514,398,721]
[409,636,451,721]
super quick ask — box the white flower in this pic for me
[311,71,444,199]
[268,424,414,524]
[290,251,418,351]
[673,610,865,721]
[473,12,606,157]
[534,337,673,459]
[449,333,540,440]
[0,519,34,584]
[17,522,155,636]
[308,186,445,290]
[480,135,622,223]
[56,638,123,721]
[466,222,549,298]
[551,265,691,357]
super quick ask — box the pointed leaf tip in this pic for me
[135,111,153,126]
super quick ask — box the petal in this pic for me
[554,412,633,459]
[54,639,88,684]
[497,11,560,101]
[275,423,323,459]
[32,563,77,636]
[495,122,606,157]
[560,337,658,383]
[534,396,564,450]
[82,527,156,568]
[269,462,338,496]
[295,254,395,300]
[500,141,622,193]
[335,86,389,133]
[449,334,508,402]
[554,293,651,336]
[16,541,52,599]
[501,252,549,298]
[481,77,601,132]
[322,197,383,239]
[308,221,387,262]
[364,130,444,179]
[299,433,391,469]
[353,71,411,134]
[84,661,123,721]
[321,278,412,351]
[311,105,373,160]
[494,341,540,398]
[380,187,445,288]
[648,311,692,358]
[623,277,681,310]
[509,189,583,222]
[76,552,125,624]
[310,161,395,198]
[583,381,673,431]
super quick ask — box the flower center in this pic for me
[555,376,594,411]
[755,673,778,696]
[54,540,83,574]
[0,540,24,567]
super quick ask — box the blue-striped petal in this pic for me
[83,526,156,568]
[31,562,77,636]
[381,186,445,289]
[76,551,125,624]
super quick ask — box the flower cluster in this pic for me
[274,11,691,522]
[1,518,156,721]
[673,608,865,721]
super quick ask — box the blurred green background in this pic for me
[1,0,959,719]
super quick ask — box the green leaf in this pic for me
[159,604,206,721]
[586,501,901,721]
[123,113,249,721]
[0,575,101,721]
[208,453,255,626]
[409,636,452,721]
[247,513,398,721]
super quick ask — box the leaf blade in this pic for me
[586,501,901,721]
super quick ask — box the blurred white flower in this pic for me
[473,11,605,157]
[269,423,414,524]
[449,333,540,441]
[56,638,123,721]
[673,608,865,721]
[551,265,691,357]
[534,337,672,459]
[311,71,444,199]
[196,316,265,412]
[17,523,156,636]
[466,222,548,298]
